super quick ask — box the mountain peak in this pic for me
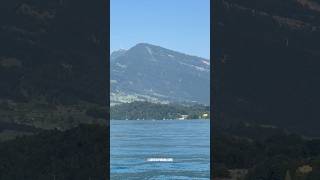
[129,43,209,61]
[129,43,160,51]
[134,43,155,47]
[111,44,210,105]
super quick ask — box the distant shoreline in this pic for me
[110,101,210,120]
[110,119,209,121]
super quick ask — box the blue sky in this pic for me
[111,0,210,59]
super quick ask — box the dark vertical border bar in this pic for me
[211,0,220,179]
[106,0,110,179]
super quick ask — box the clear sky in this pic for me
[111,0,210,59]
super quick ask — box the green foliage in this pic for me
[110,101,210,120]
[0,124,108,180]
[245,156,291,180]
[215,126,320,179]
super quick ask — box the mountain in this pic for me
[111,49,127,61]
[110,43,210,105]
[214,0,320,138]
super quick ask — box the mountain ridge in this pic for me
[110,43,210,106]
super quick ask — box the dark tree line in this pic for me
[214,122,320,179]
[110,101,210,120]
[0,124,108,180]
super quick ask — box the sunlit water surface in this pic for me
[111,120,210,180]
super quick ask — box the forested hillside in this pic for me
[0,124,108,180]
[111,101,210,120]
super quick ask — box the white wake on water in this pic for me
[146,158,173,162]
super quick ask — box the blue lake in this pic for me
[110,120,210,180]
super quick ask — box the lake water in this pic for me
[111,120,210,180]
